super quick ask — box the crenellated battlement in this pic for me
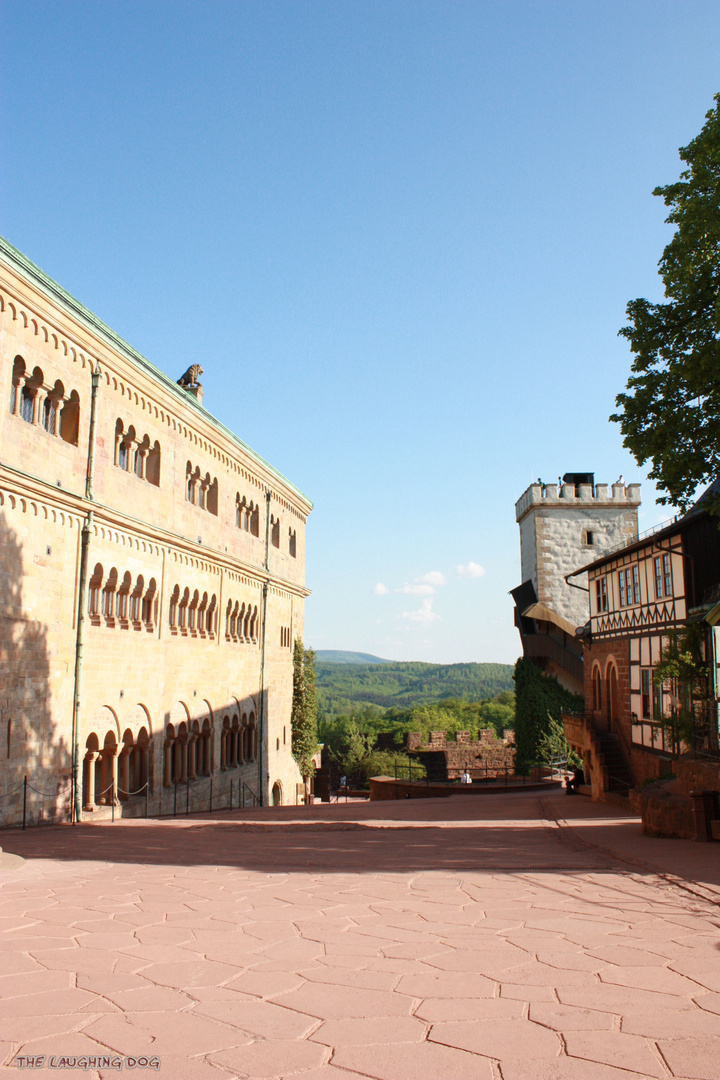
[515,481,641,523]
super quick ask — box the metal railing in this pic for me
[0,776,73,830]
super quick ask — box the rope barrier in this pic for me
[0,780,30,801]
[26,780,71,798]
[116,781,150,798]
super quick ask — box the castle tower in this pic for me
[512,473,641,692]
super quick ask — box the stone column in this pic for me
[12,378,24,416]
[107,750,117,804]
[180,739,188,783]
[83,752,97,810]
[119,749,130,800]
[188,737,196,781]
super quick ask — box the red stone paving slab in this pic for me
[622,1008,720,1038]
[430,1016,563,1059]
[310,1017,428,1045]
[193,997,321,1039]
[331,1039,495,1079]
[210,1037,329,1075]
[82,1010,249,1057]
[2,790,720,1079]
[565,1030,667,1076]
[529,1002,615,1030]
[658,1035,720,1079]
[275,983,414,1020]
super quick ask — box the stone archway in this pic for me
[271,781,283,806]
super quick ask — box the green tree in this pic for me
[612,94,720,511]
[291,638,318,798]
[536,715,582,769]
[653,624,710,752]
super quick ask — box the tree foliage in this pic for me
[653,623,710,749]
[536,715,582,769]
[612,93,720,511]
[316,660,515,720]
[291,638,318,785]
[317,693,515,788]
[513,658,584,773]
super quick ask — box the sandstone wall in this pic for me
[0,240,309,824]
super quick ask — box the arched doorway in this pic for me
[608,664,619,731]
[271,781,283,806]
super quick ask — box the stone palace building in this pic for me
[0,236,311,825]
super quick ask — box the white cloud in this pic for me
[395,583,435,596]
[401,598,440,625]
[418,571,446,586]
[456,561,486,579]
[373,582,389,596]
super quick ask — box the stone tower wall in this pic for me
[516,482,640,627]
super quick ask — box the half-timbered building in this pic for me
[564,483,720,799]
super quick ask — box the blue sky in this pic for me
[2,1,719,664]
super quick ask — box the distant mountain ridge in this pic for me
[315,650,390,664]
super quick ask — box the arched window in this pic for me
[130,575,144,625]
[146,441,161,486]
[116,572,132,623]
[21,367,43,424]
[207,477,218,516]
[88,563,104,619]
[59,390,80,445]
[102,568,118,623]
[250,503,260,537]
[169,585,180,630]
[178,588,190,632]
[271,515,280,548]
[198,592,208,635]
[186,462,195,503]
[42,381,64,435]
[188,590,199,633]
[142,578,157,627]
[289,528,297,558]
[207,594,217,638]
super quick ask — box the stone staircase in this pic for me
[596,734,633,794]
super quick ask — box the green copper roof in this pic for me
[0,234,312,509]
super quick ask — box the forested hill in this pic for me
[315,650,390,664]
[316,660,515,718]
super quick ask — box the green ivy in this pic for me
[291,638,319,789]
[513,657,584,773]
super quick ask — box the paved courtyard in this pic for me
[1,790,719,1079]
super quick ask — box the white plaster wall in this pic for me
[516,481,640,629]
[535,506,639,626]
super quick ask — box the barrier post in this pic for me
[145,782,149,819]
[174,780,177,817]
[23,776,27,830]
[186,777,190,815]
[210,776,213,813]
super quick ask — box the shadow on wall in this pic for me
[0,508,71,825]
